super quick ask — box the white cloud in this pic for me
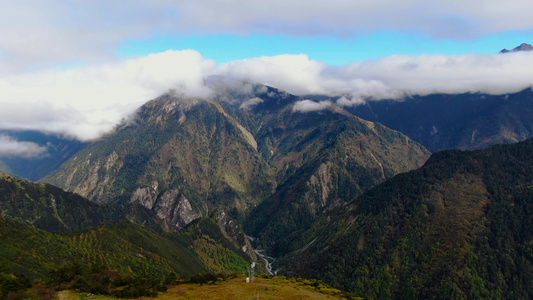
[217,51,533,101]
[2,1,533,73]
[0,0,176,74]
[239,97,264,110]
[0,134,47,158]
[336,96,365,107]
[0,50,214,141]
[293,100,334,112]
[175,0,533,39]
[216,54,326,95]
[335,52,533,96]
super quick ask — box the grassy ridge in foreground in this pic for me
[58,276,367,300]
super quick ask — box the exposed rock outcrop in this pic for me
[155,189,201,230]
[130,184,202,230]
[130,181,159,210]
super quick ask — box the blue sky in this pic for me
[118,31,533,65]
[2,0,533,72]
[2,0,533,145]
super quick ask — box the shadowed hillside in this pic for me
[283,138,533,299]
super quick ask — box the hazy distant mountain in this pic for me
[346,88,533,152]
[41,83,429,239]
[500,43,533,53]
[0,160,13,176]
[0,130,85,181]
[283,139,533,299]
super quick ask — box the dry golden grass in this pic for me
[157,277,338,300]
[58,277,344,300]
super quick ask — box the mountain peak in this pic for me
[499,43,533,53]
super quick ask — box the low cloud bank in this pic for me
[239,97,264,110]
[293,100,334,112]
[0,134,47,158]
[2,50,533,140]
[218,52,533,108]
[218,52,533,100]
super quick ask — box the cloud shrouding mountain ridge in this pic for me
[2,50,533,141]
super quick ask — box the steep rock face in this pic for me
[64,151,123,204]
[154,189,201,230]
[130,182,202,230]
[307,162,334,209]
[130,182,159,209]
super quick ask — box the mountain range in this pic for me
[40,84,429,240]
[4,86,533,182]
[1,73,533,299]
[346,88,533,152]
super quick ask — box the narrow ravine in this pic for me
[248,235,277,275]
[254,249,276,275]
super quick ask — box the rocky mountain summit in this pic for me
[500,42,533,53]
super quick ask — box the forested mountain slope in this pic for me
[283,138,533,299]
[0,173,257,284]
[0,173,121,233]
